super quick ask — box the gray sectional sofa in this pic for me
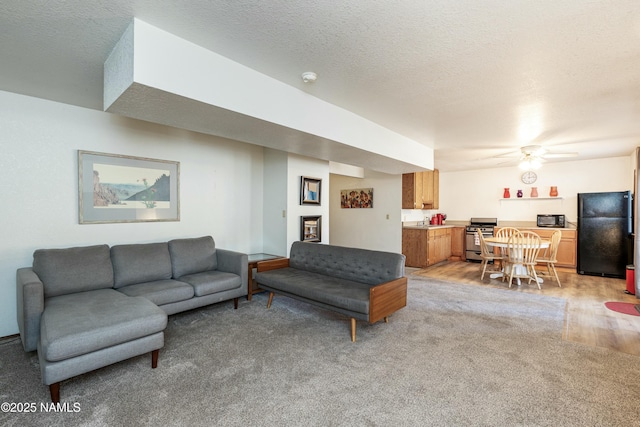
[16,236,247,402]
[255,241,407,341]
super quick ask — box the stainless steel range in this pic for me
[465,217,498,262]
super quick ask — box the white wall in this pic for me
[0,90,265,337]
[403,157,633,225]
[263,149,288,256]
[329,171,402,253]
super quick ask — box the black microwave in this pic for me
[537,214,565,228]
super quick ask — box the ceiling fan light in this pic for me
[519,157,542,170]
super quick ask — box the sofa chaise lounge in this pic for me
[16,236,247,402]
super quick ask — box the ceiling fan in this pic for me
[494,145,578,169]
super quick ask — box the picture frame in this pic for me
[78,150,180,224]
[300,215,322,242]
[300,176,321,205]
[340,188,374,208]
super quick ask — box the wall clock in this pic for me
[521,171,537,184]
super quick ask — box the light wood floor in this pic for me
[411,260,640,356]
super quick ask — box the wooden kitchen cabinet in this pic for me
[402,228,428,267]
[525,228,577,269]
[428,228,451,266]
[402,170,439,209]
[402,226,451,268]
[449,226,466,261]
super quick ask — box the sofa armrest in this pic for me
[16,267,45,352]
[257,258,290,272]
[369,277,408,324]
[216,249,248,290]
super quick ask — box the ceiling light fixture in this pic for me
[301,71,317,83]
[519,153,542,170]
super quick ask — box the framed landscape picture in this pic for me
[78,150,180,224]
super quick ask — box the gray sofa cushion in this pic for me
[39,289,167,362]
[111,242,173,288]
[168,236,217,278]
[32,245,114,298]
[178,270,242,297]
[289,241,405,285]
[117,279,195,305]
[255,267,371,314]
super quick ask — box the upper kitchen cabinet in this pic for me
[402,170,439,209]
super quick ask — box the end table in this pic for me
[247,253,283,301]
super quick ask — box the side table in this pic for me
[247,253,283,301]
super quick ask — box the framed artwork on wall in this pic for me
[78,150,180,224]
[340,188,373,208]
[300,176,321,205]
[300,216,322,242]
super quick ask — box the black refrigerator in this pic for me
[577,191,633,278]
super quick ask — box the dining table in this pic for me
[483,236,550,286]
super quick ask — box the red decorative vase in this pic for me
[550,186,558,197]
[503,188,510,198]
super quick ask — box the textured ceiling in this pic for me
[2,0,640,171]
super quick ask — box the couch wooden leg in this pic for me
[267,292,274,309]
[351,318,356,342]
[152,349,159,369]
[233,297,239,309]
[384,316,389,323]
[50,382,60,403]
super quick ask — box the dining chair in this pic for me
[504,232,542,289]
[535,230,562,287]
[477,230,501,280]
[494,227,520,269]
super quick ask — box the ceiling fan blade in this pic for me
[491,150,522,159]
[542,152,578,158]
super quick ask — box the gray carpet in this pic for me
[2,276,640,426]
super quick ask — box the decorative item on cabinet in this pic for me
[503,188,511,198]
[517,189,523,198]
[549,186,558,197]
[530,187,538,197]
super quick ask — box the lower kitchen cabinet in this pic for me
[523,228,577,269]
[402,227,452,268]
[450,226,465,261]
[403,229,428,267]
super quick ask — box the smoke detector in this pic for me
[301,71,317,83]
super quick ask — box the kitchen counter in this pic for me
[402,224,457,229]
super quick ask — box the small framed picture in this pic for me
[301,216,322,242]
[300,176,321,205]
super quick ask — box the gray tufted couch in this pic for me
[16,235,247,402]
[255,241,407,341]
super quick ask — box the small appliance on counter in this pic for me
[537,214,566,228]
[430,213,446,225]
